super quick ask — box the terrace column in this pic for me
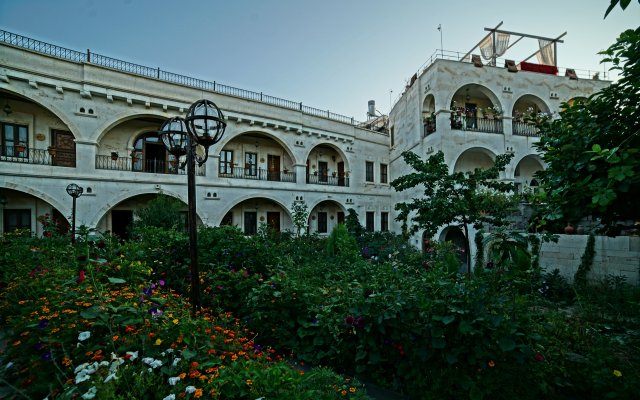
[75,141,97,173]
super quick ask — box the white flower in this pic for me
[172,357,181,367]
[81,386,97,399]
[78,331,91,341]
[103,373,117,383]
[185,386,196,394]
[126,351,138,361]
[162,395,176,400]
[142,357,162,369]
[168,376,181,385]
[5,362,13,370]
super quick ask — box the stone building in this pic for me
[0,27,608,243]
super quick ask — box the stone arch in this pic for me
[308,199,346,235]
[452,147,498,174]
[512,94,552,119]
[217,128,297,166]
[449,83,503,114]
[89,188,193,229]
[438,225,467,268]
[514,154,545,193]
[305,143,350,184]
[94,110,169,144]
[0,185,70,236]
[217,195,293,234]
[0,88,80,141]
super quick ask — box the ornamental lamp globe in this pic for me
[185,99,226,149]
[159,117,189,158]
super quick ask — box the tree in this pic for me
[391,151,516,273]
[533,26,640,234]
[132,193,185,231]
[291,199,309,237]
[604,0,639,18]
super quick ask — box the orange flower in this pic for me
[341,390,347,396]
[350,387,356,393]
[488,360,495,368]
[178,373,186,379]
[194,389,203,398]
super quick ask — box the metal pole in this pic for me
[71,196,77,244]
[186,135,200,314]
[438,24,443,58]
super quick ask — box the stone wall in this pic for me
[539,235,640,285]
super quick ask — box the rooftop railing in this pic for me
[0,29,363,127]
[393,48,611,108]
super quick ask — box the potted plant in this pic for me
[111,152,119,160]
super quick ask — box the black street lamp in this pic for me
[66,183,83,244]
[159,99,226,314]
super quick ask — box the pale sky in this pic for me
[1,0,638,121]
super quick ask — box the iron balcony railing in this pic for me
[450,116,503,134]
[219,166,296,183]
[95,155,205,176]
[512,121,540,137]
[0,29,365,128]
[0,146,53,165]
[306,173,349,187]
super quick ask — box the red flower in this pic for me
[534,353,545,362]
[77,270,86,283]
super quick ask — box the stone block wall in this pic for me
[539,235,640,285]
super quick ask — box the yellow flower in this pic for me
[246,379,253,386]
[349,387,356,393]
[173,319,179,325]
[613,370,622,377]
[154,338,162,346]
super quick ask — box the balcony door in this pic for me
[318,161,328,183]
[51,130,76,167]
[267,155,280,181]
[337,162,345,186]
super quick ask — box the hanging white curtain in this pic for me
[536,39,555,65]
[479,33,510,61]
[479,35,493,60]
[494,33,510,57]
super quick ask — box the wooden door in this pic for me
[112,210,133,239]
[318,161,328,183]
[267,212,280,232]
[267,155,280,181]
[52,130,76,167]
[244,212,257,235]
[337,162,345,186]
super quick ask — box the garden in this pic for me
[1,219,639,399]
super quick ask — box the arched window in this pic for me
[132,132,177,173]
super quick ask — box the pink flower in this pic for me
[534,353,545,362]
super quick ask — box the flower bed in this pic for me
[0,233,367,399]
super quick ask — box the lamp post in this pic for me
[158,99,226,314]
[0,192,7,234]
[66,183,83,244]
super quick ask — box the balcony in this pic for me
[0,146,54,166]
[450,115,503,134]
[219,166,296,183]
[95,155,205,176]
[513,121,540,137]
[306,173,349,187]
